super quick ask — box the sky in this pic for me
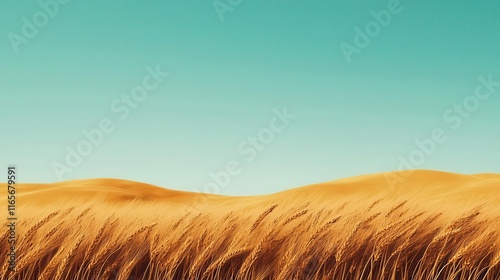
[0,0,499,195]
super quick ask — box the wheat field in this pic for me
[1,170,500,280]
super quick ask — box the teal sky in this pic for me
[1,0,499,195]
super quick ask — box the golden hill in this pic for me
[1,170,499,279]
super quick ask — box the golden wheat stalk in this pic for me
[23,211,59,241]
[38,245,67,280]
[75,207,91,221]
[251,204,278,231]
[102,259,122,280]
[222,210,234,221]
[307,216,342,247]
[373,212,426,261]
[88,237,120,271]
[53,235,85,280]
[277,253,298,280]
[125,223,157,243]
[14,229,66,276]
[282,209,308,226]
[239,229,276,278]
[43,221,65,240]
[117,258,137,280]
[385,200,408,218]
[448,211,480,230]
[172,213,190,229]
[189,240,217,278]
[422,228,462,266]
[491,250,500,267]
[336,213,380,262]
[203,248,249,278]
[84,217,116,262]
[62,206,75,216]
[462,232,495,269]
[367,199,383,212]
[105,223,156,271]
[166,237,193,275]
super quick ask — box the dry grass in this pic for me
[1,178,500,279]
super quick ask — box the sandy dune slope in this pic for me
[8,170,500,211]
[6,170,499,200]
